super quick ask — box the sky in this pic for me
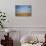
[16,5,32,13]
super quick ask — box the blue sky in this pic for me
[16,5,32,13]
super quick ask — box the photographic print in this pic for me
[15,5,32,16]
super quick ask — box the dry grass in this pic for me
[16,13,32,16]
